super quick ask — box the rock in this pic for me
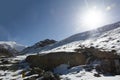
[94,73,101,77]
[95,65,102,73]
[0,66,9,70]
[1,59,9,64]
[32,67,44,76]
[42,71,59,80]
[101,59,120,75]
[34,39,57,48]
[26,52,86,70]
[43,71,54,78]
[22,39,57,54]
[0,47,14,57]
[75,47,120,74]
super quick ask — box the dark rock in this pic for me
[26,52,86,70]
[0,47,14,57]
[94,73,101,77]
[101,59,120,75]
[0,66,9,70]
[74,47,120,74]
[42,71,59,80]
[21,39,57,54]
[1,59,9,64]
[95,65,102,73]
[34,39,57,48]
[31,67,44,76]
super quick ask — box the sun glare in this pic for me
[81,8,105,29]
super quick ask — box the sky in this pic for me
[0,0,120,46]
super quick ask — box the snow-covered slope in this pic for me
[0,41,26,52]
[43,25,120,54]
[22,21,120,54]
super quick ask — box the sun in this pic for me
[81,8,105,29]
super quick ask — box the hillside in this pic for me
[0,22,120,80]
[22,21,120,55]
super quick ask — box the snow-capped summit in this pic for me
[0,41,26,52]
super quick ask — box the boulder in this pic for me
[94,73,101,77]
[26,52,86,70]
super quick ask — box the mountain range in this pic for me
[0,21,120,56]
[0,21,120,80]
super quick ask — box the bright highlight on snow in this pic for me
[81,8,105,29]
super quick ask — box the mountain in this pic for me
[0,41,26,56]
[22,21,120,55]
[22,39,57,54]
[0,41,26,52]
[1,22,120,80]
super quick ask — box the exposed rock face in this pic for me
[75,47,119,59]
[34,39,57,48]
[26,47,120,74]
[0,46,15,57]
[0,43,22,57]
[100,58,120,74]
[26,52,86,70]
[75,47,120,74]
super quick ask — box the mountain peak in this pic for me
[0,41,26,52]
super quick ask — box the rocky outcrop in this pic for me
[0,44,18,57]
[75,47,119,59]
[21,39,57,54]
[26,52,86,70]
[0,47,15,57]
[26,47,120,74]
[75,47,120,74]
[34,39,57,48]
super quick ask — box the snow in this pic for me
[0,41,26,52]
[53,64,120,80]
[54,64,70,74]
[88,76,120,80]
[39,26,120,55]
[0,64,119,80]
[0,56,30,80]
[0,70,23,80]
[22,22,120,55]
[0,22,120,79]
[61,72,120,80]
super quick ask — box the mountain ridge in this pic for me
[21,21,120,54]
[0,41,26,56]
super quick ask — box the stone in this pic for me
[26,52,86,70]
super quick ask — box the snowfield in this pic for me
[0,62,120,80]
[60,67,120,80]
[53,64,120,80]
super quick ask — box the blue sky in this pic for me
[0,0,120,46]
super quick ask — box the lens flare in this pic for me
[81,8,105,29]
